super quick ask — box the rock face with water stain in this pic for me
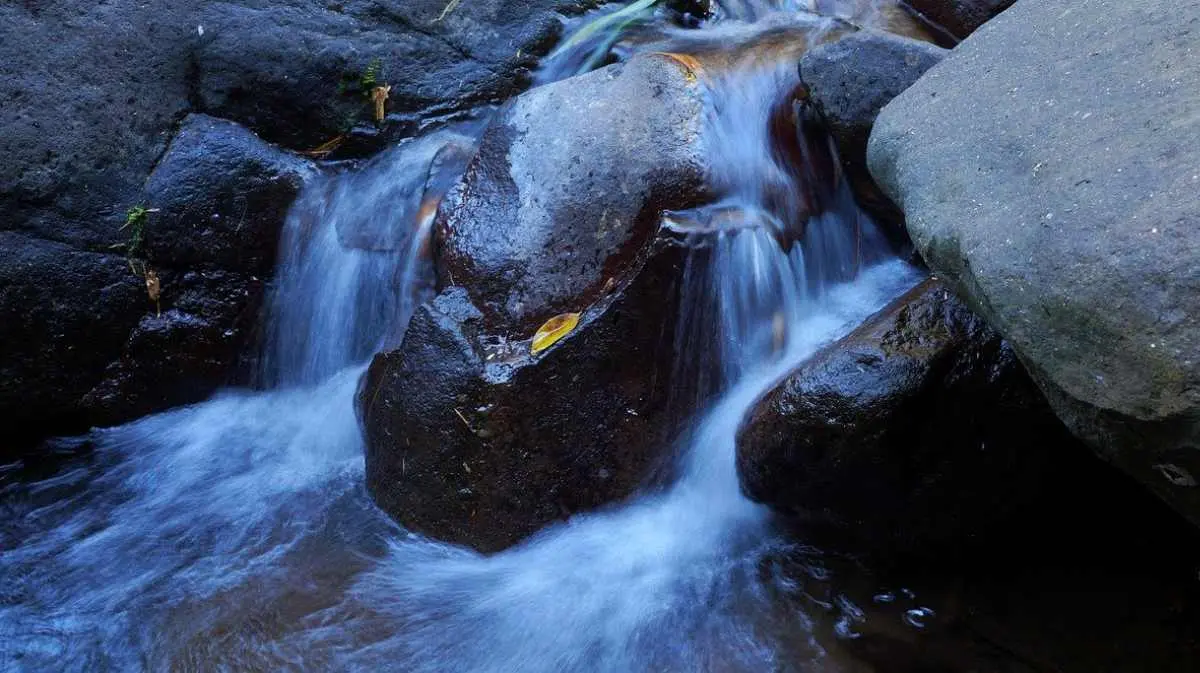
[799,30,946,229]
[361,54,710,552]
[869,0,1200,531]
[737,279,1078,554]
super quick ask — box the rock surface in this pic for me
[0,0,590,447]
[869,0,1200,528]
[900,0,1014,41]
[737,278,1078,553]
[362,54,710,551]
[436,55,708,333]
[1,114,313,445]
[799,30,945,228]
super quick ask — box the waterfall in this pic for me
[0,4,920,671]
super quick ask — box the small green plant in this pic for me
[121,205,150,259]
[359,57,383,93]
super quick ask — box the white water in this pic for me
[1,4,921,671]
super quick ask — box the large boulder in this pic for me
[868,0,1200,527]
[737,278,1078,554]
[361,53,709,551]
[0,0,590,447]
[798,31,945,228]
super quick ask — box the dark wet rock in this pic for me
[1,0,587,447]
[193,0,583,150]
[362,236,689,553]
[80,270,265,426]
[737,279,1077,554]
[0,233,145,447]
[142,114,315,273]
[1,114,310,448]
[362,54,710,551]
[798,31,945,228]
[899,0,1014,41]
[869,0,1200,530]
[437,54,708,333]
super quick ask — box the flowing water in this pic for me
[2,3,927,671]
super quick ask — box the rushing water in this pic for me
[1,3,925,671]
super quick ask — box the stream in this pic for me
[2,2,1197,672]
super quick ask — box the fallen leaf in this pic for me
[144,268,161,317]
[531,312,580,355]
[655,52,704,84]
[371,85,391,123]
[301,134,347,158]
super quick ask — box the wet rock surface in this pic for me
[869,0,1200,531]
[362,54,710,551]
[899,0,1015,41]
[799,30,945,228]
[737,278,1078,554]
[1,113,312,448]
[437,54,708,333]
[0,0,587,446]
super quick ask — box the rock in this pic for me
[436,54,708,333]
[361,53,710,551]
[79,270,266,426]
[142,114,316,273]
[899,0,1014,41]
[194,0,591,151]
[1,114,312,449]
[737,279,1077,554]
[0,233,145,447]
[868,0,1200,529]
[798,31,945,228]
[0,0,588,447]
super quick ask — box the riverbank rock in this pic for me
[868,0,1200,530]
[900,0,1014,41]
[361,54,709,551]
[737,279,1078,554]
[1,114,313,447]
[798,31,945,229]
[0,0,593,448]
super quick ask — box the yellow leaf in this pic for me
[531,312,580,355]
[144,268,161,317]
[371,85,391,123]
[654,52,704,84]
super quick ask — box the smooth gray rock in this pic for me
[868,0,1200,526]
[437,54,708,333]
[799,30,946,226]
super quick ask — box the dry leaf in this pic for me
[531,312,580,355]
[371,85,391,123]
[655,52,704,84]
[145,268,161,317]
[301,134,346,158]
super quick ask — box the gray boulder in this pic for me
[798,30,946,227]
[361,54,710,551]
[869,0,1200,526]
